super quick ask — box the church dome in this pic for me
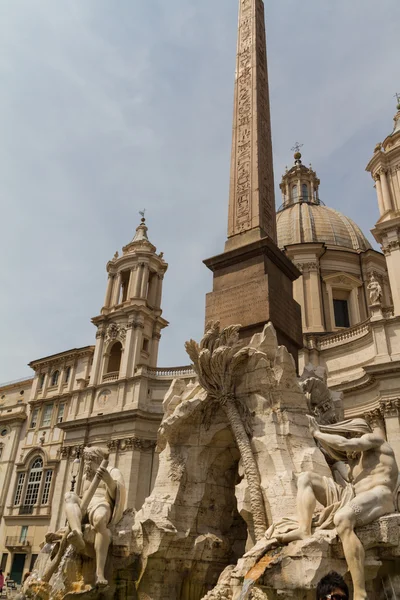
[277,151,372,251]
[277,203,371,251]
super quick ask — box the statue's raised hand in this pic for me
[96,465,117,494]
[307,415,320,438]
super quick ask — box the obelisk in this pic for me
[204,0,303,362]
[227,0,276,250]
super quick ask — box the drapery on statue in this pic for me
[275,417,399,600]
[367,273,383,305]
[65,447,126,587]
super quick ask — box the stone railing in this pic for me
[141,365,196,379]
[306,320,371,351]
[102,372,119,383]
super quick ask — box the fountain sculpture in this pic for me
[22,323,400,600]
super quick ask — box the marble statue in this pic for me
[367,273,383,305]
[65,446,126,587]
[276,416,399,600]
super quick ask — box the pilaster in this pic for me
[381,399,400,466]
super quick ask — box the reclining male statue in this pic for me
[275,417,399,600]
[64,446,126,587]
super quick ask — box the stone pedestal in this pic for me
[204,238,302,365]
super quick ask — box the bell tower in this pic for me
[367,98,400,316]
[89,217,168,386]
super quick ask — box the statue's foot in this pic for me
[96,576,108,588]
[275,528,310,545]
[67,529,86,552]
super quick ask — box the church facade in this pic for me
[1,0,400,586]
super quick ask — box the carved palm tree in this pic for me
[185,322,268,541]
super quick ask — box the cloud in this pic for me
[0,0,399,381]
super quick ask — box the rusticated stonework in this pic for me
[228,0,277,243]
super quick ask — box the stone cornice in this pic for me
[29,347,94,371]
[58,408,162,431]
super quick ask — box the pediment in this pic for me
[323,272,363,288]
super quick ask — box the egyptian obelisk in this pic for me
[204,0,303,362]
[227,0,276,249]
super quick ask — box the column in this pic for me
[349,286,361,325]
[58,367,65,394]
[308,264,325,332]
[150,331,161,367]
[120,323,135,378]
[293,265,306,330]
[381,401,400,466]
[147,273,158,307]
[374,176,385,216]
[67,361,77,393]
[103,274,114,308]
[131,320,144,369]
[134,264,144,297]
[111,272,122,306]
[154,274,164,309]
[380,169,393,212]
[89,329,105,386]
[140,264,149,299]
[127,266,137,300]
[365,408,386,439]
[383,236,400,316]
[42,371,51,396]
[325,283,335,330]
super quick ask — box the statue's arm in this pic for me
[314,431,382,453]
[97,465,117,498]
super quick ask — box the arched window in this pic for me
[291,185,298,201]
[51,371,59,386]
[65,366,71,383]
[24,458,43,508]
[13,456,54,511]
[106,342,122,374]
[302,184,308,200]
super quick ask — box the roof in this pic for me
[276,203,372,251]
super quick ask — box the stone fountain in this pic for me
[22,323,400,600]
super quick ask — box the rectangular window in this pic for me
[41,404,54,428]
[0,445,3,460]
[57,404,65,424]
[30,408,39,429]
[20,526,28,543]
[41,470,53,505]
[333,299,350,328]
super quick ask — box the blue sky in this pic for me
[1,0,399,382]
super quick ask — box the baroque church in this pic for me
[1,0,400,586]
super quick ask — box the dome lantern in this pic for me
[279,149,321,210]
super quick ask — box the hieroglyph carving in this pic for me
[229,0,276,241]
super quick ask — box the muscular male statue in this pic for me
[64,447,126,587]
[277,417,398,600]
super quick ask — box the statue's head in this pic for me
[83,447,108,479]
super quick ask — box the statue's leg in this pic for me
[65,492,85,551]
[91,505,112,587]
[276,472,328,543]
[334,486,394,600]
